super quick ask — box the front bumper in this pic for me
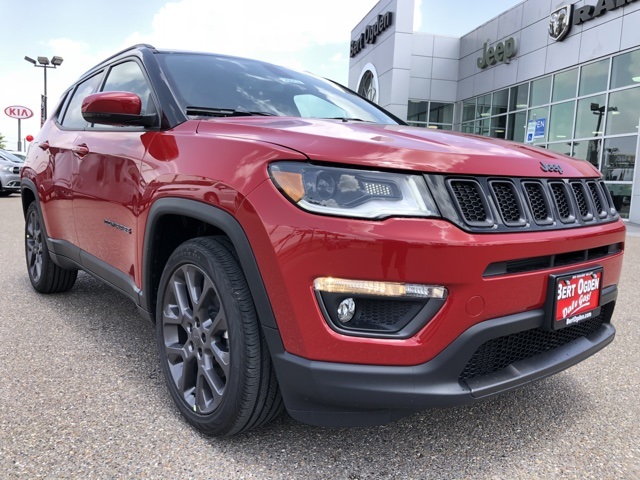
[267,286,617,427]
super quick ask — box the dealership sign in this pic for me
[4,105,34,119]
[476,37,517,69]
[350,12,393,58]
[550,0,638,41]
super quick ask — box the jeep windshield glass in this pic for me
[156,52,399,124]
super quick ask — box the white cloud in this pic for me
[122,0,378,63]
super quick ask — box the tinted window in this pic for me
[61,73,103,129]
[102,61,153,114]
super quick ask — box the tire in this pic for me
[156,237,283,436]
[25,202,78,293]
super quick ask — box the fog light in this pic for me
[313,277,448,299]
[337,298,356,323]
[314,277,448,338]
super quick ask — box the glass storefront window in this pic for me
[462,98,476,122]
[572,138,601,168]
[461,122,475,134]
[602,136,636,182]
[611,49,640,89]
[429,102,454,124]
[509,84,529,111]
[530,76,551,107]
[477,94,491,119]
[547,142,572,156]
[552,68,578,102]
[605,183,631,218]
[476,118,490,136]
[408,100,428,122]
[579,59,609,96]
[549,101,575,141]
[490,115,506,138]
[528,106,549,141]
[574,94,606,138]
[507,111,527,142]
[492,89,508,115]
[606,86,640,135]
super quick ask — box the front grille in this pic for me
[460,307,608,381]
[449,180,487,223]
[433,176,618,233]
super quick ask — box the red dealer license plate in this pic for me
[552,268,603,330]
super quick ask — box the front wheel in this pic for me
[156,237,282,436]
[25,202,77,293]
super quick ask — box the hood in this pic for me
[196,117,600,178]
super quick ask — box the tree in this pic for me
[0,132,6,150]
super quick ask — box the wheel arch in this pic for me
[20,179,38,218]
[142,198,278,330]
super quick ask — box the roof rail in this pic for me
[79,44,156,78]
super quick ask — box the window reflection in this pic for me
[507,111,526,142]
[611,49,640,89]
[605,184,631,218]
[603,136,636,181]
[492,89,508,115]
[549,101,575,141]
[606,87,640,135]
[463,99,476,122]
[509,83,528,111]
[530,76,551,107]
[579,59,609,96]
[574,94,606,138]
[572,140,600,169]
[552,68,578,102]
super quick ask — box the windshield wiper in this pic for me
[186,107,276,118]
[324,117,371,123]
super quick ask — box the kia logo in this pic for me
[540,162,563,174]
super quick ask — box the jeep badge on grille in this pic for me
[540,162,563,174]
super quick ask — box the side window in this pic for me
[60,73,103,129]
[102,61,153,115]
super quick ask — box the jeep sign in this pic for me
[4,105,34,119]
[476,38,517,69]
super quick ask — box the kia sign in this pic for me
[4,105,34,119]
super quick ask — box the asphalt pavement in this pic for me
[1,194,638,479]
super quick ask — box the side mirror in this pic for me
[81,91,157,127]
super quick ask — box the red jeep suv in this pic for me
[21,45,626,436]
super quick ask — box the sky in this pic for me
[0,0,522,150]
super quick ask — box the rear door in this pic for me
[41,73,104,246]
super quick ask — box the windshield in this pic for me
[156,52,399,124]
[0,150,25,164]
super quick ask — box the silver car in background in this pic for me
[0,149,24,196]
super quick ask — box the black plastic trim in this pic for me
[268,286,617,427]
[142,198,278,330]
[316,290,445,339]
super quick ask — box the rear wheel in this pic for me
[25,202,77,293]
[156,237,282,436]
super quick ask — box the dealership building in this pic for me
[349,0,640,221]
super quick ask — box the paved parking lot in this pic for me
[1,194,638,479]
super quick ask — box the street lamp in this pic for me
[24,55,64,126]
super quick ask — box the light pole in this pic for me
[24,55,63,127]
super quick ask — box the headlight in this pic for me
[269,162,440,219]
[1,165,15,172]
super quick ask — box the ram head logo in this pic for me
[549,5,572,42]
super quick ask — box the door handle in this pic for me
[72,144,90,158]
